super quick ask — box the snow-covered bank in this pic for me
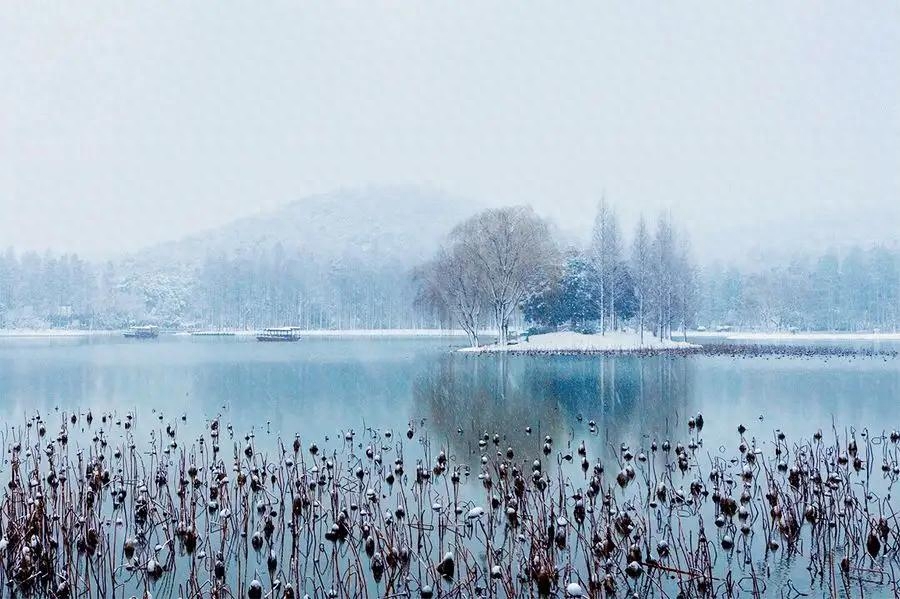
[459,331,700,354]
[0,329,120,338]
[177,328,472,338]
[690,331,900,342]
[298,328,470,337]
[1,327,473,339]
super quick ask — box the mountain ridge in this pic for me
[124,186,476,271]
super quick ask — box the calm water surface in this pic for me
[0,335,897,458]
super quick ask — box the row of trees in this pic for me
[417,202,699,347]
[2,210,898,335]
[0,249,212,328]
[0,250,104,328]
[699,245,900,331]
[0,245,426,330]
[196,248,422,330]
[585,200,697,342]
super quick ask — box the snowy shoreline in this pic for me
[181,328,472,338]
[459,331,700,354]
[3,328,899,343]
[0,328,472,339]
[0,329,121,338]
[690,331,900,342]
[275,328,469,337]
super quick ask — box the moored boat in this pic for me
[256,327,301,342]
[123,325,159,339]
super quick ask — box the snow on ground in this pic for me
[178,329,473,337]
[0,328,472,338]
[217,328,471,337]
[459,330,699,354]
[0,329,119,338]
[295,328,469,337]
[689,331,900,341]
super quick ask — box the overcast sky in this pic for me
[1,3,898,263]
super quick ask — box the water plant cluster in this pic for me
[2,409,900,598]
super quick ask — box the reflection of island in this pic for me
[415,353,696,465]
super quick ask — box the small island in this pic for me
[459,330,699,354]
[417,201,699,355]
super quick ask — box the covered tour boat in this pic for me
[123,325,159,339]
[256,327,301,342]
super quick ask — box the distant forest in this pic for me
[0,221,898,333]
[0,247,425,330]
[701,245,899,332]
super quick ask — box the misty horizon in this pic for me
[0,183,897,269]
[2,4,898,264]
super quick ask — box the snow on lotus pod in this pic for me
[147,559,163,577]
[436,552,454,579]
[625,560,643,579]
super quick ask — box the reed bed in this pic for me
[2,409,900,597]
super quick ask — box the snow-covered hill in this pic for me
[126,186,473,270]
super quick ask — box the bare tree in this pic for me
[630,215,651,343]
[415,246,486,347]
[674,235,699,340]
[589,198,610,334]
[650,213,676,339]
[605,209,625,331]
[589,197,630,334]
[452,206,558,346]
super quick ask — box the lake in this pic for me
[1,334,899,597]
[1,334,897,452]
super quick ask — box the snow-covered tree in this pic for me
[589,198,630,334]
[522,251,599,330]
[589,199,611,333]
[415,245,487,347]
[673,236,699,339]
[450,206,559,346]
[630,216,651,342]
[649,213,676,339]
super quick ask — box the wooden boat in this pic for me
[256,327,301,342]
[124,325,159,339]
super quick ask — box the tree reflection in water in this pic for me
[417,352,696,460]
